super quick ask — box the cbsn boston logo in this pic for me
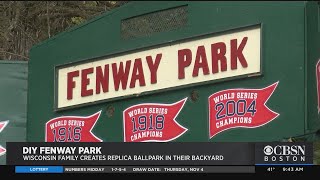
[263,145,306,162]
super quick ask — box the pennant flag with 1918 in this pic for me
[209,82,279,138]
[123,98,188,142]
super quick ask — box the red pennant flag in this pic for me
[0,120,9,133]
[0,120,9,157]
[123,98,188,142]
[317,59,320,113]
[45,111,102,142]
[0,146,6,156]
[209,82,279,138]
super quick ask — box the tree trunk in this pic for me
[47,1,51,38]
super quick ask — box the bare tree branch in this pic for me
[0,50,29,60]
[46,1,51,38]
[0,1,128,61]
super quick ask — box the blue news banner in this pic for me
[4,142,316,174]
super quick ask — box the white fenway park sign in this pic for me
[55,25,261,109]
